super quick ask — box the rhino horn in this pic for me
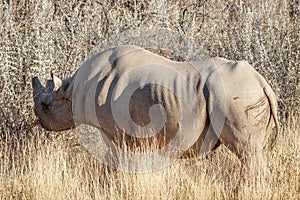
[32,77,44,97]
[51,71,62,91]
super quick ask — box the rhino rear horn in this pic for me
[51,71,62,91]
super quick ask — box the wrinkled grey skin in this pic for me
[32,45,279,177]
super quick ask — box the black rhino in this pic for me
[32,45,279,175]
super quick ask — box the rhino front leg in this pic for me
[104,146,120,171]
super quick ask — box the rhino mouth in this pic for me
[24,119,41,131]
[32,119,41,127]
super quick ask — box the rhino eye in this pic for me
[41,102,50,111]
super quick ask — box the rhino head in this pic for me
[32,72,75,131]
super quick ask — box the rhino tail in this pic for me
[263,86,280,149]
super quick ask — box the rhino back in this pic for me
[72,45,205,150]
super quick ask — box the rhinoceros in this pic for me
[32,45,279,175]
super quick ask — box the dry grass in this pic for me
[0,0,299,199]
[0,113,299,199]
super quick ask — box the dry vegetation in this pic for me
[0,0,299,199]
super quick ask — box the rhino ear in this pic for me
[51,71,62,91]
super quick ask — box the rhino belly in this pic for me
[95,83,181,151]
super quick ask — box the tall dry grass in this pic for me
[0,0,299,199]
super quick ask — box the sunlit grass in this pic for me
[0,113,298,199]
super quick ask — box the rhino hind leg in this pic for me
[221,131,269,182]
[220,96,273,181]
[241,147,269,180]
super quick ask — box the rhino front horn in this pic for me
[32,77,44,96]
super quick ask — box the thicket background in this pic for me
[0,0,299,199]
